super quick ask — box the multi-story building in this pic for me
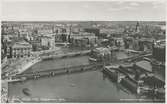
[40,36,51,47]
[37,28,53,35]
[90,47,111,62]
[9,40,32,58]
[152,39,165,62]
[18,29,33,41]
[29,38,41,51]
[70,32,97,47]
[40,35,55,50]
[84,28,100,37]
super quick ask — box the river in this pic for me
[8,52,155,102]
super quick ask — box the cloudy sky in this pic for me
[1,0,166,21]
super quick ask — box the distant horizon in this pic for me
[2,20,166,22]
[2,21,166,26]
[2,21,166,23]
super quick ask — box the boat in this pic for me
[151,60,161,66]
[22,88,31,96]
[126,49,142,54]
[21,77,27,81]
[88,57,97,62]
[70,84,76,87]
[150,57,165,67]
[138,86,153,94]
[143,57,152,62]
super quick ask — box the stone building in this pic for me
[9,40,32,58]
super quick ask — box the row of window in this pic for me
[12,54,30,58]
[12,48,32,50]
[13,49,31,52]
[12,52,30,55]
[12,50,31,54]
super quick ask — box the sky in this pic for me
[1,0,166,21]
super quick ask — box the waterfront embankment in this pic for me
[1,81,8,103]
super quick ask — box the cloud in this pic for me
[82,4,90,9]
[107,2,141,12]
[152,2,164,8]
[108,7,122,11]
[129,2,140,6]
[108,6,135,12]
[2,1,165,21]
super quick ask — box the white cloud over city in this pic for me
[1,0,166,21]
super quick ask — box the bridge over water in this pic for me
[12,63,103,81]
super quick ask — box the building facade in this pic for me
[90,47,111,62]
[10,40,32,58]
[152,40,165,62]
[70,32,97,48]
[40,35,55,50]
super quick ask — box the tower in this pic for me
[135,22,140,33]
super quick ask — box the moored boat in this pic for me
[88,57,97,62]
[22,88,31,96]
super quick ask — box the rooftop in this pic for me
[136,60,152,72]
[154,39,165,48]
[12,40,32,48]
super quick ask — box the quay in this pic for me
[2,57,42,78]
[103,66,140,93]
[2,50,91,79]
[103,63,165,96]
[1,81,8,103]
[40,50,91,60]
[119,52,152,62]
[17,57,42,74]
[102,66,119,82]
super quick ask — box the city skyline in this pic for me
[1,1,166,101]
[1,0,166,21]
